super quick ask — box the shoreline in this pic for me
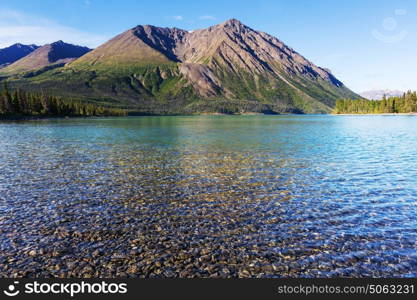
[333,113,417,116]
[0,112,283,120]
[0,115,121,121]
[3,113,417,121]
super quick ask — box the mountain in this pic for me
[1,20,359,114]
[1,41,91,74]
[360,89,404,100]
[0,43,39,68]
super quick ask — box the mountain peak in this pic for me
[0,43,40,68]
[218,18,248,30]
[51,40,66,46]
[7,43,37,50]
[223,18,243,25]
[1,41,90,73]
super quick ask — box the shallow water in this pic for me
[0,115,416,277]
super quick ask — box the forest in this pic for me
[333,91,417,114]
[0,82,126,118]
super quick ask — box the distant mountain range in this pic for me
[0,41,91,75]
[0,43,39,68]
[360,89,404,100]
[0,19,359,114]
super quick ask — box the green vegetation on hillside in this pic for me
[210,62,337,114]
[333,91,417,114]
[0,82,126,118]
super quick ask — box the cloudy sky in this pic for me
[1,0,417,92]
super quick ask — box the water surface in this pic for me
[0,115,416,277]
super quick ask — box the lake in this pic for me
[0,115,416,277]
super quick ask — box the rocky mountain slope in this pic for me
[0,43,39,68]
[1,20,359,114]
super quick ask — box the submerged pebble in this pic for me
[0,116,417,278]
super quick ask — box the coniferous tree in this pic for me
[0,85,126,117]
[334,91,417,114]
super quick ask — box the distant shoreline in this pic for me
[0,115,120,121]
[0,113,278,120]
[332,113,417,116]
[3,113,417,121]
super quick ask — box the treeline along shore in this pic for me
[3,80,417,118]
[0,82,127,118]
[333,91,417,114]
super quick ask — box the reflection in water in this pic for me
[0,115,416,278]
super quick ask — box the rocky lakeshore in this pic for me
[1,191,414,278]
[1,116,416,278]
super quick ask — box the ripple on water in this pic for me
[0,115,416,278]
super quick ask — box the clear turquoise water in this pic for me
[0,115,416,277]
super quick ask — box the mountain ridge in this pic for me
[0,19,359,114]
[1,41,91,74]
[0,43,39,69]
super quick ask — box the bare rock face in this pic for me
[71,19,342,85]
[179,63,223,97]
[133,25,188,62]
[177,19,344,88]
[73,29,172,67]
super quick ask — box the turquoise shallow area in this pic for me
[0,115,416,277]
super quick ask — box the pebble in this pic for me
[0,148,414,278]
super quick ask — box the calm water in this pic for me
[0,115,416,277]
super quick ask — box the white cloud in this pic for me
[172,15,183,21]
[199,15,216,20]
[0,8,108,48]
[84,0,92,6]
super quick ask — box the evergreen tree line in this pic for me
[334,91,417,114]
[0,82,126,117]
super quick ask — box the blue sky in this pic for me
[1,0,416,92]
